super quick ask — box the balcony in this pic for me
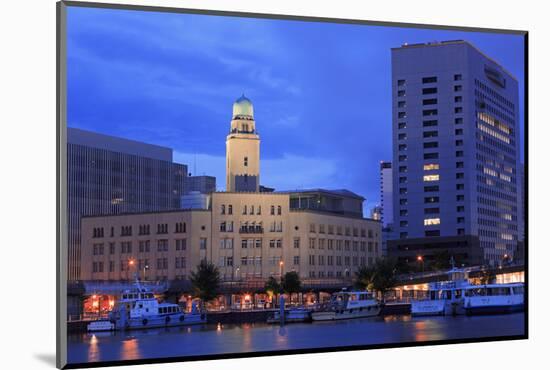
[239,226,264,234]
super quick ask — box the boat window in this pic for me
[139,304,143,309]
[430,291,437,300]
[513,286,524,294]
[122,294,127,300]
[350,294,357,301]
[454,290,462,299]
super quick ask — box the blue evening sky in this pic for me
[67,6,525,212]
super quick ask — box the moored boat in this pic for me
[87,278,207,331]
[463,283,524,315]
[267,307,312,324]
[311,290,381,321]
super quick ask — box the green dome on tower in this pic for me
[232,94,254,119]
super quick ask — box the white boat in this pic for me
[311,290,381,321]
[106,279,206,330]
[267,307,312,324]
[87,320,115,332]
[411,268,470,316]
[411,267,525,316]
[463,283,524,315]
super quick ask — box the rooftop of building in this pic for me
[275,188,365,200]
[67,127,175,162]
[392,40,518,81]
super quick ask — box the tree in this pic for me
[264,276,281,295]
[282,271,302,303]
[190,260,221,311]
[355,258,397,302]
[354,264,375,291]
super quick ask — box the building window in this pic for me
[424,196,439,203]
[424,207,439,214]
[423,163,439,171]
[456,172,464,179]
[399,144,407,151]
[293,238,300,249]
[399,188,407,195]
[175,239,186,251]
[243,205,247,215]
[293,256,300,265]
[244,157,248,167]
[397,79,405,86]
[454,96,463,103]
[425,230,440,237]
[456,184,465,190]
[199,238,207,250]
[454,74,462,81]
[398,101,406,108]
[422,76,437,83]
[424,218,441,226]
[399,166,407,173]
[400,232,408,238]
[398,122,407,129]
[456,139,463,146]
[270,205,275,215]
[423,109,438,117]
[398,133,407,140]
[423,98,437,105]
[454,85,462,92]
[221,205,225,214]
[397,90,405,97]
[175,222,186,233]
[455,128,463,135]
[457,217,465,223]
[400,221,408,227]
[423,131,438,138]
[455,107,463,114]
[456,162,464,168]
[424,185,439,192]
[423,120,437,127]
[400,209,408,216]
[457,206,465,212]
[156,224,168,234]
[400,198,408,205]
[398,112,407,119]
[456,151,464,157]
[277,205,282,215]
[309,238,316,249]
[399,155,407,161]
[423,175,439,182]
[228,205,233,215]
[422,87,437,94]
[424,152,439,159]
[456,195,465,201]
[457,228,465,235]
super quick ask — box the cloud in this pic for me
[174,151,340,193]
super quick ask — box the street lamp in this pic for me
[127,258,135,281]
[417,256,424,272]
[143,264,149,281]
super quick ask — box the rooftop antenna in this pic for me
[194,152,197,177]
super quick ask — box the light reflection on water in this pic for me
[68,313,524,365]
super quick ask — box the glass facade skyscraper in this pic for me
[67,128,187,280]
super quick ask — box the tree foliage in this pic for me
[282,271,302,294]
[264,276,281,295]
[354,257,398,300]
[190,260,221,308]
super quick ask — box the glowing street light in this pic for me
[417,256,424,272]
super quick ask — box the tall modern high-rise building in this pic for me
[388,40,522,267]
[67,128,187,280]
[183,175,217,194]
[380,161,393,228]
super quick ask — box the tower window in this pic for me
[244,157,248,167]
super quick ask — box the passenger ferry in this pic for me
[411,267,525,316]
[311,290,381,321]
[105,279,206,330]
[411,268,470,316]
[463,283,524,315]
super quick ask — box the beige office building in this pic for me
[80,96,381,283]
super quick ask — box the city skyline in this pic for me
[67,6,525,211]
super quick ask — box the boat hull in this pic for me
[465,303,524,316]
[117,313,207,330]
[312,306,381,321]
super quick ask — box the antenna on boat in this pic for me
[450,256,456,269]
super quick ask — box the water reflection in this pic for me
[69,313,524,365]
[121,337,141,361]
[87,335,100,362]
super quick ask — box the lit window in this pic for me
[423,175,439,182]
[424,218,441,226]
[423,164,439,171]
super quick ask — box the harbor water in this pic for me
[67,313,525,364]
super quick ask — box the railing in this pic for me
[82,280,170,294]
[239,226,264,234]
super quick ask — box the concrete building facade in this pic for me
[388,41,522,267]
[67,128,187,280]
